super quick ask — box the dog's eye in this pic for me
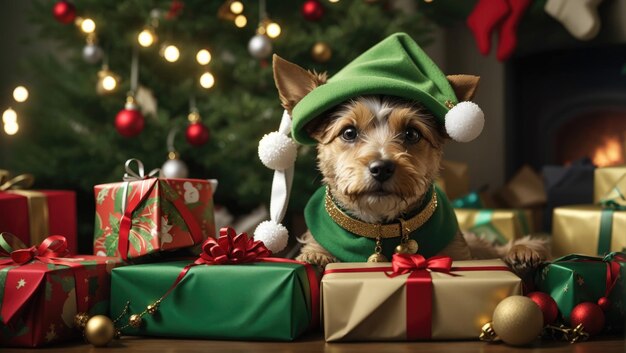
[341,126,358,142]
[404,127,421,143]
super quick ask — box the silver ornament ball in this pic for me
[161,158,189,178]
[248,34,273,60]
[83,44,103,64]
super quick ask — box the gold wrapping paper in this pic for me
[594,166,626,203]
[454,209,533,243]
[5,190,49,246]
[552,205,626,257]
[440,160,469,200]
[322,260,522,341]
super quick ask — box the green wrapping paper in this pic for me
[534,253,626,333]
[110,260,315,341]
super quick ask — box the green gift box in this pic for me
[534,253,626,333]
[111,260,318,341]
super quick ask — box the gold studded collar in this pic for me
[323,186,438,239]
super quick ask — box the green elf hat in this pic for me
[254,33,484,253]
[292,32,484,144]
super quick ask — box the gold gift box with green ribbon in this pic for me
[594,166,626,204]
[552,168,626,257]
[454,208,533,245]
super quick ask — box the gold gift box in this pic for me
[594,166,626,203]
[552,205,626,257]
[454,209,533,244]
[322,260,521,341]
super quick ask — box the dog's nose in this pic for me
[368,160,395,182]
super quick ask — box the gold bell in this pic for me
[129,314,143,328]
[74,312,90,329]
[367,253,388,262]
[395,244,410,254]
[406,239,419,254]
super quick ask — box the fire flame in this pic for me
[592,137,624,167]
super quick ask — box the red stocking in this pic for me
[496,0,532,61]
[466,0,511,56]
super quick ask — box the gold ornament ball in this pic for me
[74,312,90,329]
[492,296,544,346]
[129,314,143,328]
[311,42,332,63]
[84,315,115,347]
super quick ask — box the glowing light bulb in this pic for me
[137,28,156,47]
[199,72,215,89]
[329,0,340,2]
[80,18,96,33]
[4,121,18,135]
[234,15,247,28]
[162,45,180,62]
[102,75,117,91]
[13,86,29,103]
[2,108,17,124]
[196,49,212,65]
[265,22,281,39]
[230,1,244,14]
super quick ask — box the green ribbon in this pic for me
[597,186,626,256]
[451,191,484,209]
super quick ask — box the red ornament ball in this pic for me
[302,0,324,21]
[527,292,559,325]
[186,122,210,146]
[52,1,76,24]
[570,302,605,336]
[115,108,145,137]
[597,297,611,312]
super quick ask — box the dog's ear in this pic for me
[273,54,327,112]
[446,75,480,101]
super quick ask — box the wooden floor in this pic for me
[6,334,626,352]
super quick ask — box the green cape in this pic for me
[304,185,459,262]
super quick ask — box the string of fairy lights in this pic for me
[2,0,341,138]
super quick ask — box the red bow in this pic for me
[0,233,69,266]
[195,227,271,265]
[387,253,453,278]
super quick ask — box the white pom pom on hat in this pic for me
[254,220,289,253]
[444,101,485,142]
[258,131,298,171]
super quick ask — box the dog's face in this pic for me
[310,96,445,222]
[272,55,479,223]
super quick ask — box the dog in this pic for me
[271,39,549,274]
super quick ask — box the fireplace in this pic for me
[505,44,626,175]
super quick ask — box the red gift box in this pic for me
[93,159,216,261]
[0,234,123,347]
[0,190,77,254]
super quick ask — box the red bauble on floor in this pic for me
[526,291,559,325]
[186,122,210,146]
[570,302,605,336]
[115,108,145,137]
[53,1,76,24]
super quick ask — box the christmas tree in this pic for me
[4,0,433,249]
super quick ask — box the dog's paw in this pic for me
[296,251,337,268]
[504,244,544,276]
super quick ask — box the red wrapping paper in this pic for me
[0,190,77,254]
